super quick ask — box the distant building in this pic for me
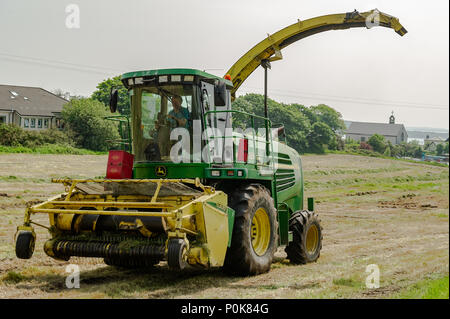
[345,112,408,145]
[0,84,68,130]
[424,136,446,152]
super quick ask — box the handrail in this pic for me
[205,109,271,123]
[104,114,132,152]
[203,109,275,168]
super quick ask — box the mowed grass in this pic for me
[304,171,448,189]
[0,153,448,299]
[394,275,449,299]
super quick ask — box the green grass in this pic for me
[432,213,449,218]
[305,171,449,189]
[394,275,449,299]
[304,166,407,176]
[0,144,107,155]
[332,277,362,288]
[389,182,446,192]
[0,175,47,183]
[326,150,449,167]
[1,271,27,284]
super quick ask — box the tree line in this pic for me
[232,93,345,154]
[3,76,445,159]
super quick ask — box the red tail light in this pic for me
[106,150,134,179]
[237,139,248,163]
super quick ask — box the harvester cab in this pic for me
[15,9,407,275]
[118,70,235,168]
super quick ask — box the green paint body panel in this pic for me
[308,197,315,211]
[124,68,307,247]
[226,207,235,247]
[133,162,207,179]
[131,141,304,247]
[277,206,290,245]
[131,147,304,247]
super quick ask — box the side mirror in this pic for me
[109,89,118,113]
[214,81,227,106]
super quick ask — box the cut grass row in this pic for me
[305,172,449,189]
[0,175,47,183]
[304,166,408,176]
[326,150,449,168]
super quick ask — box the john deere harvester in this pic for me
[15,10,406,275]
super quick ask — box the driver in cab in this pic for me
[168,95,190,130]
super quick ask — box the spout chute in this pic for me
[225,9,407,99]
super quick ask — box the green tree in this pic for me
[413,146,424,158]
[444,142,449,154]
[391,144,403,157]
[402,140,423,158]
[232,94,311,153]
[231,94,345,154]
[296,104,318,125]
[0,123,76,150]
[306,122,334,153]
[91,76,130,115]
[310,104,346,133]
[385,140,394,157]
[0,123,28,146]
[436,143,444,156]
[368,134,387,153]
[61,98,120,151]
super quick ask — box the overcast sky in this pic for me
[0,0,448,129]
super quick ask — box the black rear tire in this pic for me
[223,184,278,275]
[15,231,35,259]
[285,210,323,264]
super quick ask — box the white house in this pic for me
[0,84,68,130]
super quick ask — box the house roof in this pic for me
[346,121,406,137]
[0,84,68,117]
[425,136,446,142]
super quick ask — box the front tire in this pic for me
[15,231,35,259]
[167,239,188,271]
[223,184,278,275]
[285,210,322,264]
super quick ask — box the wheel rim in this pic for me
[305,224,319,255]
[251,208,271,256]
[28,237,34,255]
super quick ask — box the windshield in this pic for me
[131,84,198,162]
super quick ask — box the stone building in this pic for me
[345,112,408,145]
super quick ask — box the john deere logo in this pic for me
[155,166,167,177]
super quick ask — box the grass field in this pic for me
[0,145,106,155]
[0,153,448,299]
[393,275,449,299]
